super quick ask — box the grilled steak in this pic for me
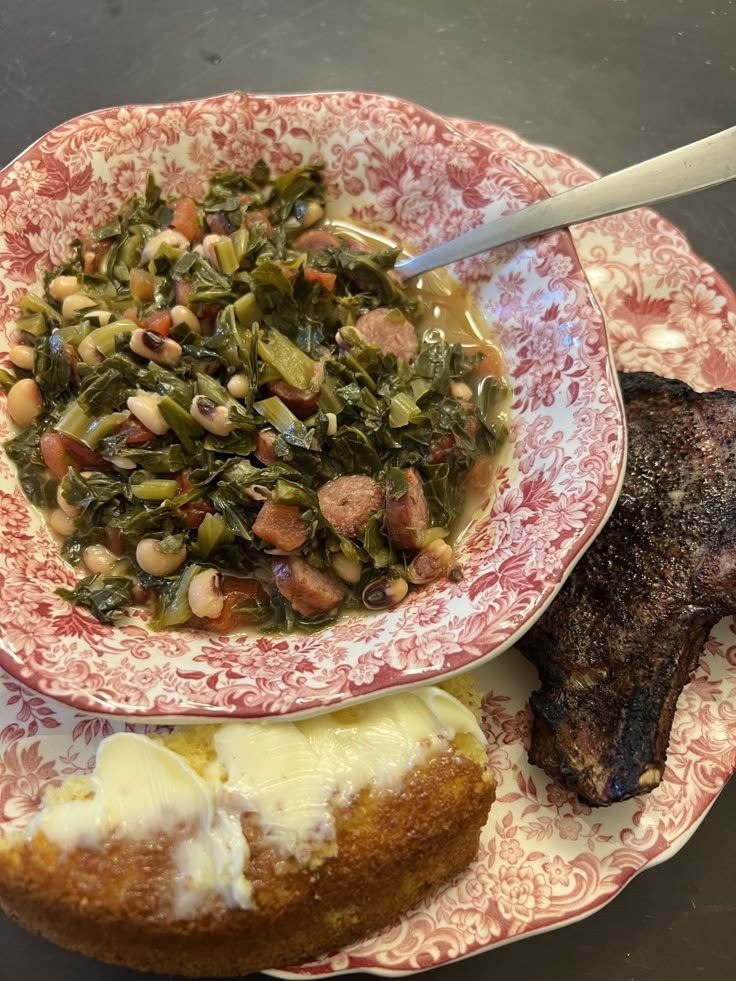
[517,371,736,806]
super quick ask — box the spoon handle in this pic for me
[396,125,736,280]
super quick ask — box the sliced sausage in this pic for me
[254,428,278,465]
[318,475,383,538]
[272,555,346,618]
[385,467,429,552]
[266,379,320,420]
[355,307,419,362]
[252,499,308,551]
[293,228,341,251]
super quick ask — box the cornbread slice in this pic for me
[0,685,494,977]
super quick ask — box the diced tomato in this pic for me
[142,309,172,336]
[40,432,111,478]
[180,498,216,530]
[175,278,194,308]
[122,306,143,327]
[207,211,232,236]
[190,576,269,633]
[130,268,156,302]
[115,417,157,445]
[177,468,194,493]
[304,267,336,291]
[171,197,199,243]
[243,209,273,236]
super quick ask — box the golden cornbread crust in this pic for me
[0,748,494,977]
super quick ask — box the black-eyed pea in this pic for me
[226,373,250,399]
[362,576,409,610]
[129,329,182,366]
[170,305,201,334]
[188,568,224,619]
[190,395,237,436]
[7,378,44,428]
[8,345,34,371]
[62,293,96,320]
[78,334,104,365]
[126,393,170,435]
[331,553,362,584]
[57,483,81,518]
[83,544,121,575]
[288,200,325,229]
[48,508,76,537]
[135,539,187,576]
[140,229,188,264]
[48,275,80,301]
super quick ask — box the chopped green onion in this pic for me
[254,396,300,435]
[214,237,239,275]
[258,328,315,390]
[56,401,93,440]
[411,378,432,402]
[233,292,259,326]
[196,513,234,557]
[254,396,314,450]
[87,318,138,357]
[20,293,58,321]
[118,233,142,269]
[84,411,129,448]
[90,217,122,243]
[231,227,249,262]
[15,313,47,337]
[317,376,344,414]
[158,396,205,452]
[149,564,201,630]
[131,479,179,501]
[389,392,421,428]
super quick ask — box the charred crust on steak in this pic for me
[517,371,736,806]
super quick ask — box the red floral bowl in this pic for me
[0,92,625,721]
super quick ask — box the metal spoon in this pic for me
[395,126,736,280]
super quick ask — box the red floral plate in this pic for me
[0,93,624,721]
[0,120,733,977]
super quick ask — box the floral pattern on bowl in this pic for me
[0,117,733,978]
[0,93,624,721]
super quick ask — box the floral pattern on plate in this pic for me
[0,93,623,720]
[0,115,733,978]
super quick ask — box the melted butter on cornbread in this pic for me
[26,687,485,916]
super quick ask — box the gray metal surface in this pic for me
[0,1,734,978]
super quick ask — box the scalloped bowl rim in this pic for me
[0,91,626,721]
